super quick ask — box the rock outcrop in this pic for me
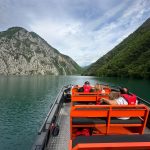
[0,27,81,75]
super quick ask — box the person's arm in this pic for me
[101,98,118,105]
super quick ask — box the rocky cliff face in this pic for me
[0,27,81,75]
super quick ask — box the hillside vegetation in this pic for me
[83,18,150,78]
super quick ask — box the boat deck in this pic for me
[46,103,150,150]
[144,127,150,134]
[46,103,71,150]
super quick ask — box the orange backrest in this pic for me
[71,87,110,103]
[70,105,149,138]
[71,105,109,117]
[71,93,99,102]
[71,105,148,118]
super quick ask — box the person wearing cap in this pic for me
[83,81,92,93]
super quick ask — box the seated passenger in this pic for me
[83,81,92,93]
[95,83,102,91]
[109,91,121,100]
[101,88,137,105]
[95,83,106,94]
[78,81,93,93]
[101,87,137,120]
[78,81,92,93]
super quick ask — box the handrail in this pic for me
[38,104,52,134]
[32,85,70,150]
[38,86,66,134]
[128,92,150,107]
[137,96,150,107]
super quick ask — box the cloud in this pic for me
[0,0,150,66]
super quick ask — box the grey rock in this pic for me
[0,27,81,75]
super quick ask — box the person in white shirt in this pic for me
[100,87,138,119]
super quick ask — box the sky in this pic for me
[0,0,150,66]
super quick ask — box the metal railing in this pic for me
[38,87,65,134]
[32,85,70,150]
[137,96,150,107]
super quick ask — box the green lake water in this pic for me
[0,75,150,150]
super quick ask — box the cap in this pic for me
[84,81,90,85]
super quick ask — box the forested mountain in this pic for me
[83,18,150,78]
[0,27,81,75]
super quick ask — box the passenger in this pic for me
[95,83,106,94]
[78,81,93,92]
[100,88,137,105]
[83,81,92,93]
[120,87,137,105]
[101,87,137,120]
[109,91,121,100]
[95,83,102,91]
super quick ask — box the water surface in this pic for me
[0,75,149,150]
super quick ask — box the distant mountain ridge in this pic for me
[0,27,81,75]
[83,18,150,78]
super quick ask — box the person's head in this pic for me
[84,81,90,85]
[120,87,129,94]
[95,83,102,91]
[109,91,121,100]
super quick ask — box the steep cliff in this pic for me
[0,27,81,75]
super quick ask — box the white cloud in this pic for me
[1,0,150,66]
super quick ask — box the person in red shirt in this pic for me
[83,81,92,93]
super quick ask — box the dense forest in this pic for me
[83,18,150,78]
